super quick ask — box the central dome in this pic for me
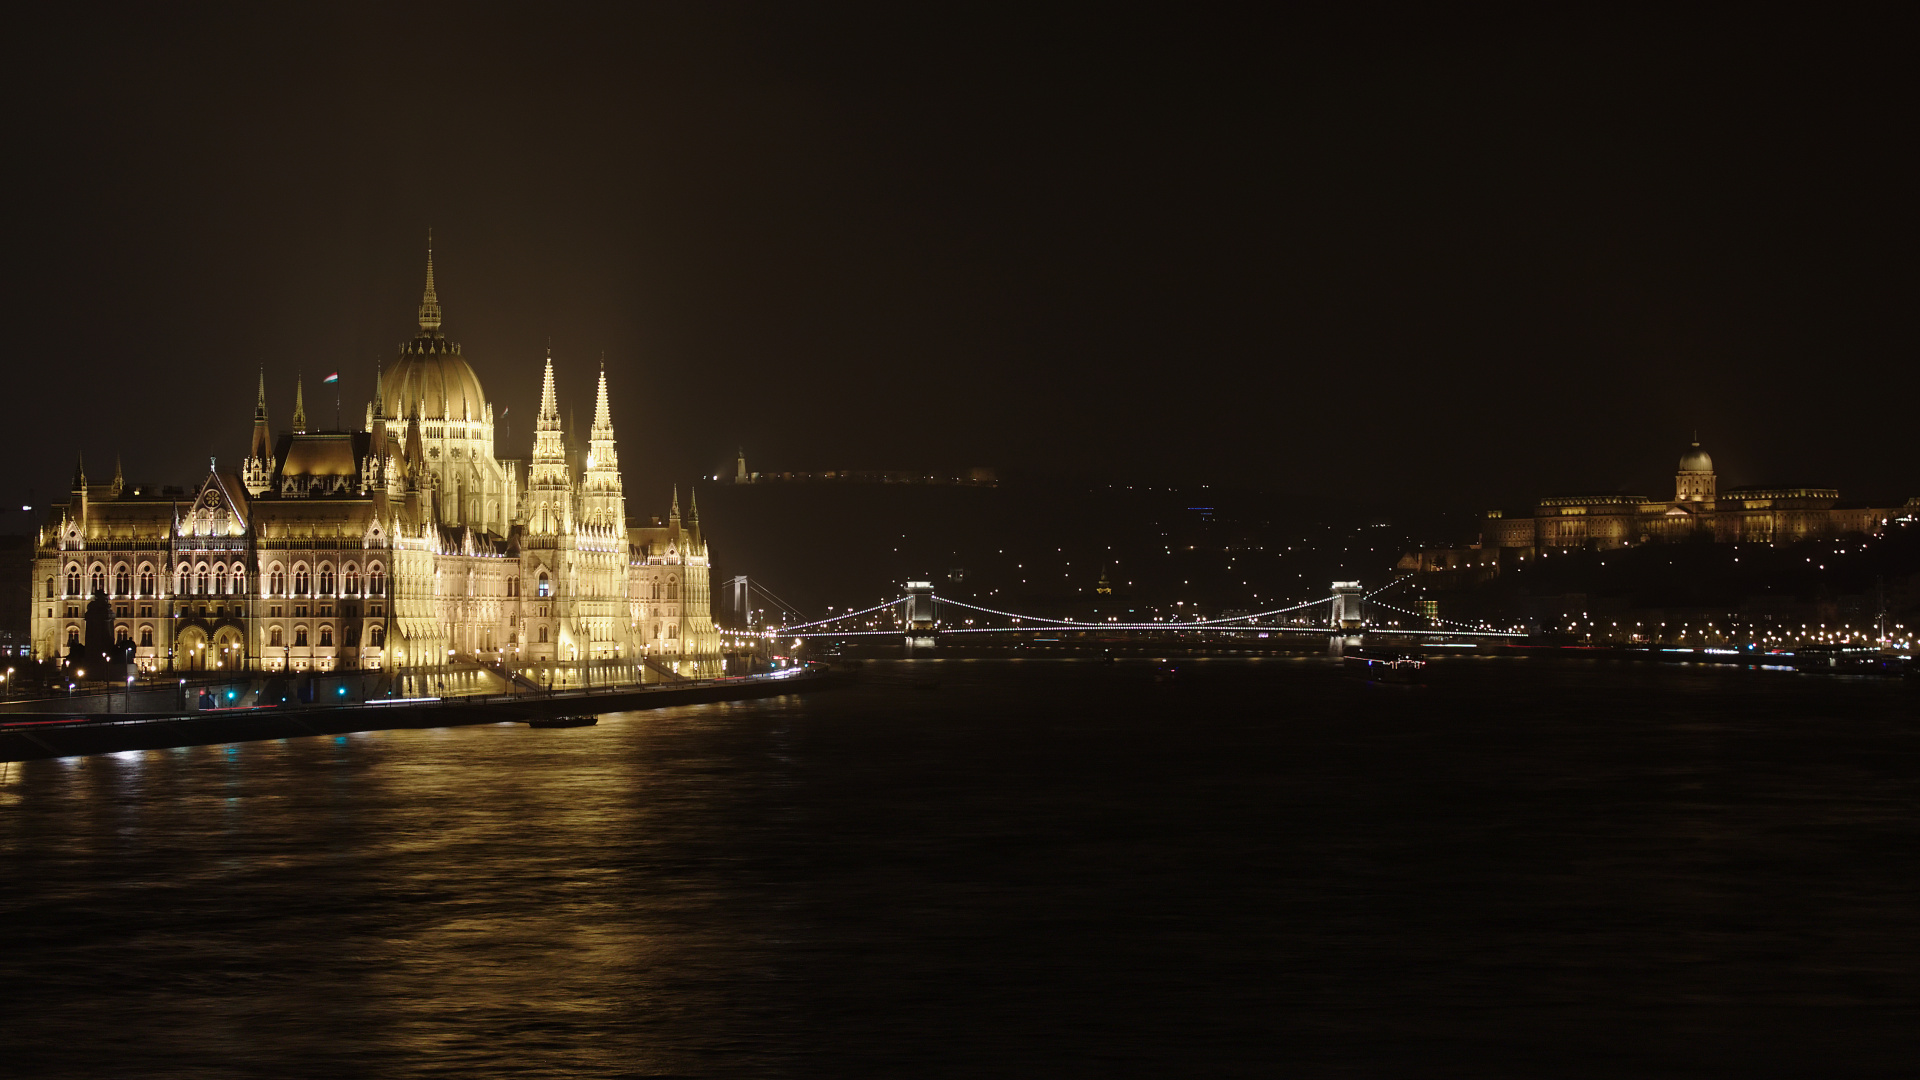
[380,242,488,422]
[1678,441,1713,473]
[383,350,488,422]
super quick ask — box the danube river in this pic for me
[2,658,1914,1077]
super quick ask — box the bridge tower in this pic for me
[904,580,937,649]
[1330,581,1365,630]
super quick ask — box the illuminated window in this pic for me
[114,567,130,596]
[369,626,385,647]
[539,626,548,643]
[295,627,309,647]
[319,566,336,595]
[293,567,310,596]
[537,573,551,598]
[319,626,333,647]
[369,566,385,596]
[270,626,283,647]
[91,567,106,595]
[140,627,153,647]
[344,566,360,595]
[269,566,286,595]
[139,566,155,596]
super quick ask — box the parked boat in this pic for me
[527,714,598,728]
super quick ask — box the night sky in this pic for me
[8,7,1914,519]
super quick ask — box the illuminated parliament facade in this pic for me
[31,252,722,680]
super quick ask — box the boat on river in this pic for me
[527,714,598,728]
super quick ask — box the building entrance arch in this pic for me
[212,626,246,672]
[176,625,209,671]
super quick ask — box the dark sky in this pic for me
[7,6,1914,518]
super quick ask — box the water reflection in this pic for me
[0,660,1914,1076]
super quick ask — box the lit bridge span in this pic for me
[769,578,1523,646]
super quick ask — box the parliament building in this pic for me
[31,250,722,681]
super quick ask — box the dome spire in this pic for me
[418,229,442,333]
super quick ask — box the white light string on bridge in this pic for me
[1368,598,1488,632]
[938,624,1340,635]
[777,596,908,633]
[787,629,911,639]
[1364,575,1415,599]
[931,593,1336,630]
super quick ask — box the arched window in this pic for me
[66,566,80,597]
[91,567,106,595]
[176,564,190,595]
[213,567,228,595]
[194,565,208,595]
[319,566,336,595]
[232,567,245,595]
[45,577,54,599]
[269,566,285,596]
[138,566,155,596]
[294,627,309,647]
[539,626,549,643]
[269,626,283,647]
[537,572,551,598]
[344,624,359,646]
[114,567,130,596]
[67,627,80,646]
[369,626,385,647]
[116,626,130,644]
[369,565,385,596]
[344,565,360,595]
[293,567,310,596]
[140,627,153,647]
[667,576,679,600]
[319,626,333,646]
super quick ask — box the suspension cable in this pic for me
[932,593,1334,628]
[777,596,908,632]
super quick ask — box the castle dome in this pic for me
[1678,440,1713,473]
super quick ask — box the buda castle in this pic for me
[1400,437,1917,577]
[32,249,722,680]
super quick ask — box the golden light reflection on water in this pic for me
[2,662,1917,1076]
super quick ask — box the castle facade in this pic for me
[1400,437,1916,576]
[31,250,722,681]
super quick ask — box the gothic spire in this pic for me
[592,356,612,434]
[538,350,560,426]
[670,484,681,523]
[255,369,269,421]
[418,230,442,333]
[292,373,308,434]
[688,485,699,523]
[72,450,86,491]
[372,358,385,420]
[113,455,124,486]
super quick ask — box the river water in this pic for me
[1,658,1915,1077]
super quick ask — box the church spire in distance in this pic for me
[292,374,307,434]
[418,230,442,333]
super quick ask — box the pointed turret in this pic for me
[580,359,625,529]
[110,455,124,497]
[669,485,681,526]
[71,451,86,493]
[243,370,276,496]
[418,231,442,334]
[527,350,573,534]
[250,370,273,461]
[292,374,308,434]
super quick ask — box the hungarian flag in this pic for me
[322,372,339,383]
